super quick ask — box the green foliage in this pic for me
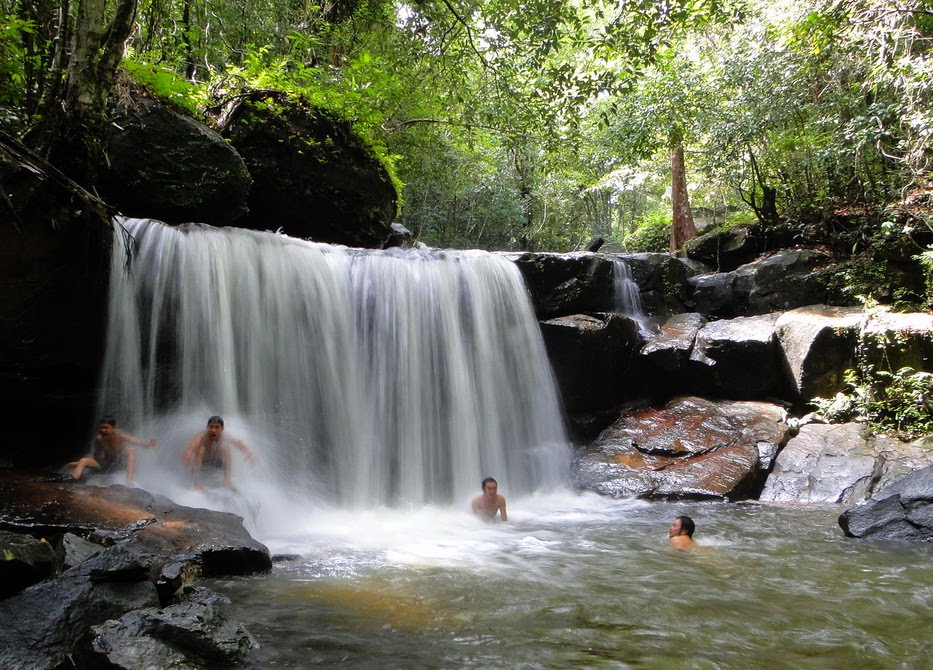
[122,58,207,114]
[914,249,933,308]
[623,210,672,252]
[811,304,933,438]
[0,13,32,124]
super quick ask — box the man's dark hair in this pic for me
[676,515,695,537]
[99,415,117,427]
[481,476,497,490]
[207,415,224,427]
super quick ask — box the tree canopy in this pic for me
[2,0,931,266]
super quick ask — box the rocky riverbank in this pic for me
[0,471,271,669]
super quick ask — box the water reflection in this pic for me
[210,493,933,669]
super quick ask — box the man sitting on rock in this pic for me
[181,415,255,491]
[67,415,157,486]
[669,514,699,549]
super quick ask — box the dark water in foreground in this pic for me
[210,493,933,669]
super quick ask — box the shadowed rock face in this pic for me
[574,396,789,500]
[688,313,781,399]
[222,95,397,247]
[103,92,252,227]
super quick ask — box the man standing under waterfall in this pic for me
[472,477,508,522]
[182,415,255,491]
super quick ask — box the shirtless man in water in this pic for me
[471,477,508,522]
[67,415,157,486]
[181,415,255,491]
[669,514,699,549]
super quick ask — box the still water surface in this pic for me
[209,492,933,669]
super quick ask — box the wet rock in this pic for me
[690,250,832,319]
[774,305,863,401]
[688,313,780,399]
[574,396,789,500]
[839,465,933,542]
[382,222,415,249]
[759,424,880,504]
[103,91,251,227]
[0,475,272,579]
[60,532,104,570]
[0,529,56,599]
[221,92,397,247]
[82,586,258,668]
[540,313,645,416]
[871,434,933,495]
[508,252,615,319]
[0,544,160,670]
[640,312,706,375]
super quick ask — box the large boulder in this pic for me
[0,138,112,468]
[759,423,879,505]
[540,314,645,419]
[508,253,615,319]
[861,310,933,373]
[759,424,933,505]
[690,250,833,319]
[684,225,767,271]
[574,396,789,500]
[103,91,251,227]
[775,305,863,401]
[688,313,781,399]
[220,92,397,247]
[839,465,933,542]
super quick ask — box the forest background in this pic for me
[2,0,931,281]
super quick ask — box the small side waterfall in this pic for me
[99,218,570,507]
[611,259,645,316]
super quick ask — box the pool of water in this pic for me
[209,492,933,669]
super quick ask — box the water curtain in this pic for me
[99,218,570,506]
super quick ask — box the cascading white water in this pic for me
[99,218,570,508]
[611,259,644,316]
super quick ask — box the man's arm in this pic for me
[181,432,203,465]
[498,496,508,522]
[230,438,255,463]
[118,429,157,449]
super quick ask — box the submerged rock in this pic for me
[574,396,789,500]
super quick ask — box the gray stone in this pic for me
[760,423,880,504]
[840,466,933,542]
[61,532,104,570]
[640,312,706,374]
[774,305,863,401]
[689,313,781,399]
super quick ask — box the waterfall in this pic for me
[611,259,644,316]
[99,218,570,508]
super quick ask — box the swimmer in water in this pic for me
[66,415,157,486]
[669,514,699,549]
[471,476,508,522]
[181,415,255,491]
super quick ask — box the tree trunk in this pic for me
[669,137,697,255]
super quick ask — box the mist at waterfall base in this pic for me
[97,220,933,668]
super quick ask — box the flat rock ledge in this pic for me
[0,471,271,669]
